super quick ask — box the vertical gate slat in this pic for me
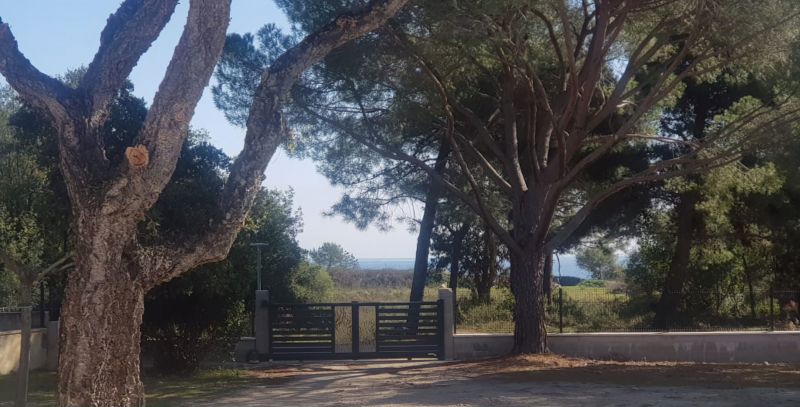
[352,302,360,355]
[375,304,380,353]
[330,305,336,354]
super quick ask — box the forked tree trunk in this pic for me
[57,227,147,407]
[0,1,410,405]
[509,248,548,354]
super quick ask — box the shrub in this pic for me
[578,279,606,288]
[290,262,334,303]
[554,276,583,286]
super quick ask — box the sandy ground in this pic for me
[192,356,800,406]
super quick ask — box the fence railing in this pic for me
[456,287,800,334]
[0,306,51,331]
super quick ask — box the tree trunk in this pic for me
[57,232,147,407]
[15,284,33,407]
[654,192,699,329]
[448,222,469,323]
[409,143,450,303]
[742,256,757,320]
[474,225,497,304]
[509,248,548,354]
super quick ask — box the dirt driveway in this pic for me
[193,356,800,406]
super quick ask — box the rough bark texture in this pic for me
[653,192,699,329]
[0,0,410,405]
[510,248,548,354]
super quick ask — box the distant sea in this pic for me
[358,254,592,279]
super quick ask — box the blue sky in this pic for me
[0,0,420,258]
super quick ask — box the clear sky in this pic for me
[0,0,419,258]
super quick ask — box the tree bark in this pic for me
[409,142,450,303]
[0,0,410,405]
[474,224,497,304]
[509,247,548,353]
[15,283,33,407]
[653,192,699,329]
[448,222,469,321]
[57,226,147,407]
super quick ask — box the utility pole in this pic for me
[250,243,269,290]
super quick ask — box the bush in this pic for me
[555,276,583,286]
[578,279,606,288]
[290,262,334,303]
[142,264,250,374]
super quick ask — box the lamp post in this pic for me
[250,243,269,290]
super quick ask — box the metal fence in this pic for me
[456,288,800,334]
[0,306,50,331]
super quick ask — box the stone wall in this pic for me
[454,332,800,363]
[0,328,48,375]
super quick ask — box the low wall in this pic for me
[0,329,48,375]
[455,331,800,363]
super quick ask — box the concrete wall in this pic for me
[0,311,49,331]
[455,332,800,363]
[0,328,48,375]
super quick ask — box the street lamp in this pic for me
[250,243,269,290]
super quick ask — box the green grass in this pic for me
[330,286,440,303]
[0,369,260,407]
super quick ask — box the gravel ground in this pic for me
[191,357,800,406]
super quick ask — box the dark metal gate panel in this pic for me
[264,300,443,360]
[269,304,335,358]
[375,302,443,358]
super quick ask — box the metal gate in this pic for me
[264,301,444,360]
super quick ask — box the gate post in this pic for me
[255,290,270,358]
[438,288,455,360]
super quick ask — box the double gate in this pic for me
[264,301,444,360]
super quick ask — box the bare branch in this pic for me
[0,19,72,121]
[104,0,232,219]
[80,0,180,127]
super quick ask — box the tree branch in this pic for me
[141,0,412,288]
[104,0,232,219]
[0,18,73,122]
[80,0,180,128]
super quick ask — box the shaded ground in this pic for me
[193,356,800,406]
[3,356,799,406]
[0,369,262,407]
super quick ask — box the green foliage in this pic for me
[577,280,606,288]
[575,245,622,281]
[136,134,311,372]
[308,242,359,272]
[289,262,334,303]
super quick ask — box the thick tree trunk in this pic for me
[409,143,450,303]
[654,192,699,329]
[57,228,147,407]
[509,248,548,354]
[15,285,32,407]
